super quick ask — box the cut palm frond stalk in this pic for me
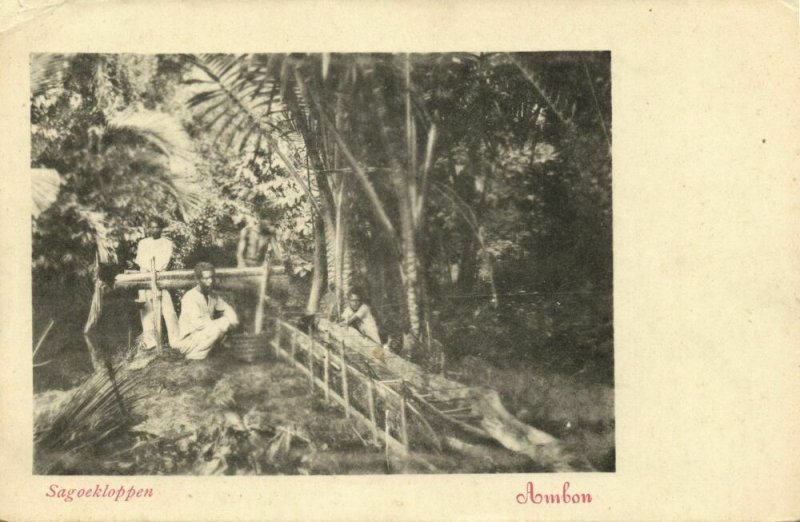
[34,364,147,473]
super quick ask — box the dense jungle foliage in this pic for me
[31,52,612,385]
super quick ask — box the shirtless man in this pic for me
[236,219,285,329]
[339,290,386,361]
[237,219,283,267]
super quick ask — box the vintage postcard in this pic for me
[0,1,798,521]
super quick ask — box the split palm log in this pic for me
[114,266,287,292]
[318,320,590,472]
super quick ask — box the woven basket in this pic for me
[228,333,268,363]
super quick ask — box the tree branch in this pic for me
[189,55,323,218]
[294,67,398,245]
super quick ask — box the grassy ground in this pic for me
[33,290,614,473]
[34,346,545,475]
[450,355,615,471]
[436,292,616,471]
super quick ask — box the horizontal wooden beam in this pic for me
[114,266,286,290]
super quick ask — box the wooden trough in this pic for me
[268,318,587,472]
[269,318,431,467]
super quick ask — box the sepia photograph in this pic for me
[29,52,613,476]
[1,0,797,520]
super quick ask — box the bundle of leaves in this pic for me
[34,365,147,473]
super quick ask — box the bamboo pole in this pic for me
[149,258,162,355]
[399,394,409,454]
[384,408,390,465]
[273,319,281,357]
[33,318,55,360]
[340,340,350,418]
[115,266,282,288]
[323,341,330,402]
[367,380,378,444]
[307,334,314,391]
[290,329,296,360]
[254,258,269,334]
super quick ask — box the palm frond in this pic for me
[185,53,321,216]
[34,364,146,457]
[106,110,203,219]
[30,53,72,98]
[185,54,288,152]
[506,53,577,129]
[107,110,196,164]
[293,65,398,243]
[71,205,117,264]
[31,168,62,217]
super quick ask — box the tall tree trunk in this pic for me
[397,177,422,339]
[400,54,422,340]
[333,177,353,308]
[305,213,325,315]
[281,79,339,316]
[322,211,336,289]
[341,233,353,305]
[369,69,425,346]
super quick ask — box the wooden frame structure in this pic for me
[84,265,577,470]
[271,318,412,456]
[82,262,284,370]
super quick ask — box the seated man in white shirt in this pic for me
[176,262,239,360]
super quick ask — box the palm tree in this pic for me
[181,52,608,363]
[183,54,434,353]
[31,54,203,264]
[32,54,208,372]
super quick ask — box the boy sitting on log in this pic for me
[339,290,381,345]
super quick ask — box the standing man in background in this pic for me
[237,218,285,268]
[134,217,178,349]
[236,218,286,329]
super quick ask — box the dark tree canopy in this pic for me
[31,52,612,379]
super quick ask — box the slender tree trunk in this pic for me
[333,194,353,308]
[322,212,335,283]
[313,172,337,295]
[305,213,325,315]
[368,69,425,346]
[282,78,339,317]
[334,177,345,306]
[396,177,422,339]
[341,233,353,303]
[400,54,423,340]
